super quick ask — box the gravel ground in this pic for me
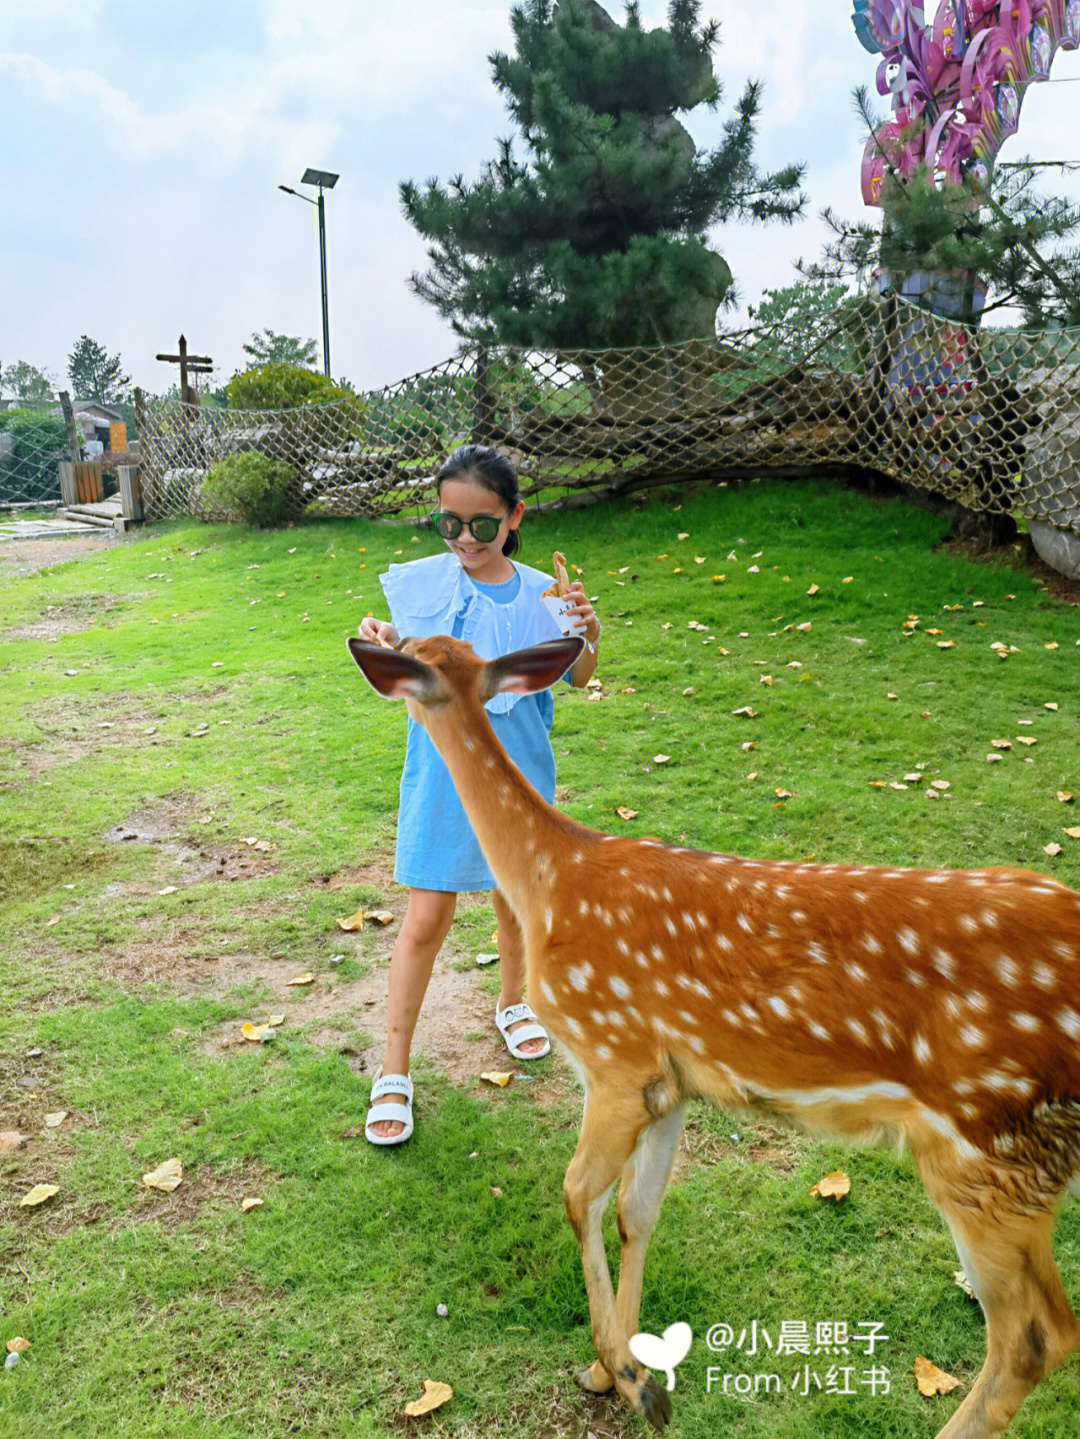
[0,532,127,577]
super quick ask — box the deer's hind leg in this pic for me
[564,1081,681,1431]
[914,1149,1080,1439]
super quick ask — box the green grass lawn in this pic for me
[2,477,1079,1438]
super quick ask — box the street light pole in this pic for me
[278,167,339,377]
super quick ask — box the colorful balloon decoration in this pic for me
[854,0,1080,206]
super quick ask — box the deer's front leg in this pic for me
[563,1088,673,1430]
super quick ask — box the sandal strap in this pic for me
[365,1101,413,1130]
[496,1001,537,1028]
[370,1072,413,1104]
[504,1023,548,1047]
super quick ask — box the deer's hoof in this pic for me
[638,1373,672,1431]
[575,1360,615,1394]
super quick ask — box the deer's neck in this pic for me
[416,696,576,912]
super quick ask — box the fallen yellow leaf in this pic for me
[287,973,316,987]
[19,1183,60,1207]
[913,1355,962,1397]
[403,1380,453,1418]
[480,1072,513,1088]
[267,1014,286,1027]
[1058,792,1074,803]
[810,1170,851,1201]
[1045,842,1063,857]
[142,1158,183,1192]
[5,1337,31,1354]
[241,1197,263,1212]
[615,806,639,820]
[336,909,365,931]
[1064,827,1080,840]
[365,909,394,925]
[653,754,671,765]
[807,583,819,596]
[241,1022,272,1042]
[991,739,1012,750]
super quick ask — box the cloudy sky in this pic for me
[3,0,1079,397]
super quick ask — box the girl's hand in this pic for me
[358,617,400,648]
[563,582,599,644]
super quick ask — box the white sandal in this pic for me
[364,1069,414,1147]
[495,1001,551,1061]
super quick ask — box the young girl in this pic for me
[358,445,601,1145]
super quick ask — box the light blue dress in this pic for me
[379,553,568,892]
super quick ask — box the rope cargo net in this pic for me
[7,293,1078,536]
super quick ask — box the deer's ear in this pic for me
[481,638,585,699]
[347,638,436,701]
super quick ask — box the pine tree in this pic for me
[401,0,804,348]
[67,336,131,404]
[799,92,1080,328]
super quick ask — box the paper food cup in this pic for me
[542,594,581,636]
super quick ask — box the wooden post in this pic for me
[59,390,80,462]
[58,461,77,506]
[117,465,143,522]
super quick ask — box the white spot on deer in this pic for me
[717,932,733,952]
[664,916,678,937]
[596,1044,613,1061]
[959,1102,979,1120]
[661,886,673,903]
[736,913,754,934]
[609,976,631,999]
[853,891,869,905]
[965,990,988,1012]
[650,944,665,962]
[607,1010,625,1028]
[541,980,556,1005]
[790,909,806,923]
[739,1001,759,1023]
[913,1034,933,1065]
[483,754,495,770]
[633,950,649,969]
[1011,1012,1040,1033]
[807,1019,831,1042]
[953,1078,975,1095]
[807,941,828,964]
[904,968,926,989]
[847,1018,870,1044]
[578,898,590,917]
[846,962,869,983]
[980,909,999,929]
[960,1025,984,1047]
[461,734,475,753]
[861,935,881,956]
[697,910,708,929]
[627,1006,643,1026]
[932,947,956,981]
[679,1009,698,1027]
[766,996,791,1020]
[1051,940,1076,962]
[654,979,670,997]
[615,937,630,957]
[681,911,696,931]
[944,996,963,1021]
[995,954,1020,987]
[958,914,978,934]
[920,1108,982,1161]
[590,1009,606,1027]
[926,873,949,884]
[1032,962,1056,988]
[568,963,593,993]
[897,926,920,954]
[566,1016,583,1038]
[722,1009,740,1027]
[1056,1007,1080,1040]
[688,1034,706,1054]
[544,906,553,934]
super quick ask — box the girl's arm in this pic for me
[562,582,601,688]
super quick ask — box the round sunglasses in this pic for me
[429,510,508,544]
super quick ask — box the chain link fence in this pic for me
[16,293,1080,538]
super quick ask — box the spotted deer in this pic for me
[347,633,1080,1438]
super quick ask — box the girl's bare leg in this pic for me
[493,889,547,1056]
[367,888,457,1140]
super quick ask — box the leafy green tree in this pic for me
[67,336,131,404]
[401,0,804,348]
[0,361,55,404]
[241,329,319,369]
[746,281,862,366]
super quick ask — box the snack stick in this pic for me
[552,551,571,597]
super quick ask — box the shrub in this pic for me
[0,408,68,503]
[202,451,294,527]
[225,363,357,412]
